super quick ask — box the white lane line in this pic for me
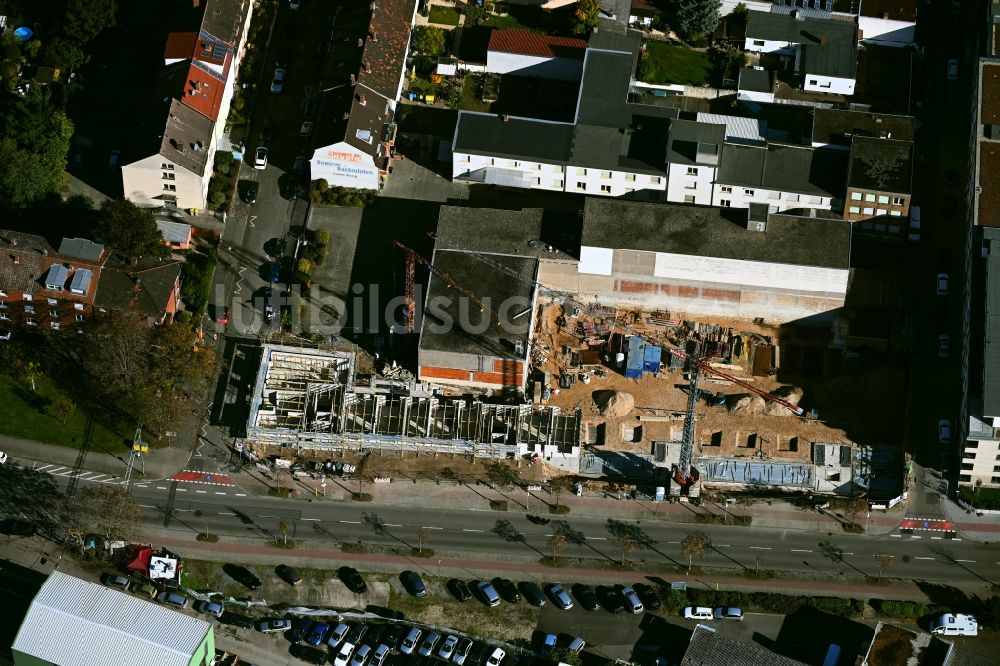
[301,518,321,522]
[218,512,236,516]
[749,546,771,550]
[156,486,168,490]
[177,488,187,492]
[915,557,935,561]
[214,492,226,495]
[136,484,149,488]
[195,490,208,494]
[715,544,731,548]
[48,466,67,474]
[956,559,976,563]
[843,552,854,556]
[952,538,962,541]
[235,493,247,497]
[35,464,53,471]
[385,524,402,527]
[340,520,361,524]
[585,536,606,541]
[911,536,922,539]
[463,529,484,533]
[422,526,443,530]
[790,549,813,553]
[88,474,109,482]
[667,541,680,545]
[139,504,157,508]
[890,534,901,538]
[931,536,942,540]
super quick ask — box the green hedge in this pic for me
[677,588,864,618]
[959,485,1000,510]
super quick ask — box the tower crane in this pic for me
[394,241,487,333]
[426,231,805,486]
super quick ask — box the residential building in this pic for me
[744,9,859,95]
[541,199,852,323]
[737,66,776,103]
[485,29,586,80]
[155,219,194,250]
[309,0,418,190]
[96,258,184,326]
[12,571,216,666]
[681,623,808,666]
[843,136,913,237]
[121,0,254,211]
[665,119,724,206]
[0,231,105,332]
[628,0,657,27]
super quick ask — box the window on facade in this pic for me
[0,313,8,321]
[961,463,974,470]
[625,173,636,182]
[600,185,611,193]
[744,189,755,197]
[50,322,60,330]
[535,177,541,185]
[624,188,634,194]
[74,302,84,311]
[959,474,972,482]
[810,196,823,204]
[163,183,176,191]
[851,192,862,200]
[720,199,731,207]
[994,476,1000,484]
[820,81,831,89]
[995,465,1000,472]
[809,80,818,86]
[49,310,58,317]
[577,168,587,176]
[47,298,57,306]
[720,186,732,194]
[513,161,520,168]
[863,207,875,215]
[75,314,84,322]
[552,165,563,173]
[23,294,31,301]
[464,155,472,162]
[865,193,876,202]
[553,180,563,188]
[0,303,6,309]
[601,171,612,179]
[892,197,903,206]
[162,172,175,180]
[683,195,695,204]
[753,39,764,46]
[685,181,697,189]
[650,176,661,185]
[24,305,34,314]
[878,195,889,204]
[876,209,887,216]
[849,206,861,214]
[787,194,800,202]
[160,163,174,170]
[687,167,698,176]
[26,318,35,326]
[577,182,586,191]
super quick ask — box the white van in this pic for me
[908,205,921,242]
[930,613,978,636]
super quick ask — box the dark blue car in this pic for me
[269,262,280,284]
[306,622,330,646]
[289,619,315,643]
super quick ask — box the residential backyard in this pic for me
[428,4,462,25]
[639,42,713,86]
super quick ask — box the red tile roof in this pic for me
[982,63,1000,126]
[164,32,198,62]
[178,61,226,121]
[487,29,587,60]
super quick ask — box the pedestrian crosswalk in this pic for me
[32,463,125,485]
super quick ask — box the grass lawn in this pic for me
[428,5,461,25]
[458,74,492,112]
[0,373,128,451]
[641,42,713,86]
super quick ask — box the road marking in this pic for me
[422,526,443,530]
[462,529,484,533]
[177,488,187,492]
[667,541,679,544]
[585,536,606,541]
[301,518,320,522]
[156,486,168,490]
[195,490,208,494]
[35,464,53,471]
[931,536,942,540]
[911,536,922,539]
[235,493,247,497]
[214,492,226,495]
[749,546,771,550]
[218,512,235,516]
[956,559,976,563]
[48,466,67,473]
[89,475,109,482]
[385,524,402,527]
[139,504,157,508]
[890,534,901,538]
[790,549,813,553]
[915,557,935,560]
[843,552,854,556]
[339,520,361,524]
[136,484,148,488]
[715,544,731,548]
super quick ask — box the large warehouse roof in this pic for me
[582,199,851,269]
[12,571,212,666]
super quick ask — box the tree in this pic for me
[485,461,520,489]
[52,394,76,424]
[680,533,705,573]
[417,526,432,554]
[492,519,526,543]
[572,0,601,34]
[22,360,40,392]
[549,648,582,666]
[412,26,446,57]
[874,554,895,581]
[549,476,574,509]
[550,520,586,546]
[547,533,566,560]
[73,485,141,545]
[673,0,721,38]
[84,310,150,397]
[278,520,291,545]
[0,90,73,206]
[94,199,169,259]
[193,509,210,536]
[730,2,749,20]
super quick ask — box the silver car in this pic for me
[418,632,441,657]
[439,635,459,660]
[452,637,473,665]
[620,586,644,614]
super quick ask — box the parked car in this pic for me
[269,261,281,284]
[598,585,625,613]
[220,611,254,628]
[930,612,978,636]
[334,642,355,666]
[939,334,951,359]
[223,564,262,590]
[683,606,714,620]
[571,583,599,611]
[157,591,189,608]
[439,635,459,660]
[133,583,158,599]
[271,67,286,93]
[937,272,949,296]
[418,631,441,657]
[566,637,586,653]
[307,622,331,646]
[400,627,422,655]
[300,121,314,137]
[540,633,557,655]
[714,607,744,621]
[292,155,309,178]
[290,619,317,644]
[0,518,35,536]
[620,586,644,614]
[101,574,131,591]
[939,419,952,444]
[243,181,258,204]
[290,0,302,9]
[632,583,662,611]
[948,58,959,80]
[382,625,404,650]
[258,618,293,633]
[196,600,224,617]
[276,564,302,586]
[363,625,385,648]
[370,644,390,666]
[472,580,501,607]
[486,648,506,666]
[908,205,921,242]
[327,622,350,648]
[215,305,230,325]
[401,570,427,598]
[547,583,575,610]
[519,581,546,607]
[452,637,474,665]
[492,578,521,603]
[254,145,269,170]
[448,578,472,602]
[291,644,328,665]
[351,643,372,666]
[345,623,368,646]
[340,566,368,593]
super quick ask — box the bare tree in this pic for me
[549,476,575,509]
[52,394,76,424]
[551,520,586,546]
[547,533,567,561]
[73,485,142,545]
[363,511,387,536]
[616,533,636,567]
[278,520,291,545]
[417,527,432,555]
[874,554,895,581]
[485,461,520,489]
[681,534,705,573]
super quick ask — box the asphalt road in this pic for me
[98,479,1000,587]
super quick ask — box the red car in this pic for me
[216,306,230,325]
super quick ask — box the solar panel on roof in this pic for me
[212,43,226,59]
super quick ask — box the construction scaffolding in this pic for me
[246,344,581,462]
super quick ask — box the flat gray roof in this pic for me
[435,206,581,259]
[418,250,538,358]
[582,198,851,269]
[718,142,848,197]
[984,227,1000,417]
[812,108,915,147]
[746,10,858,78]
[848,137,913,193]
